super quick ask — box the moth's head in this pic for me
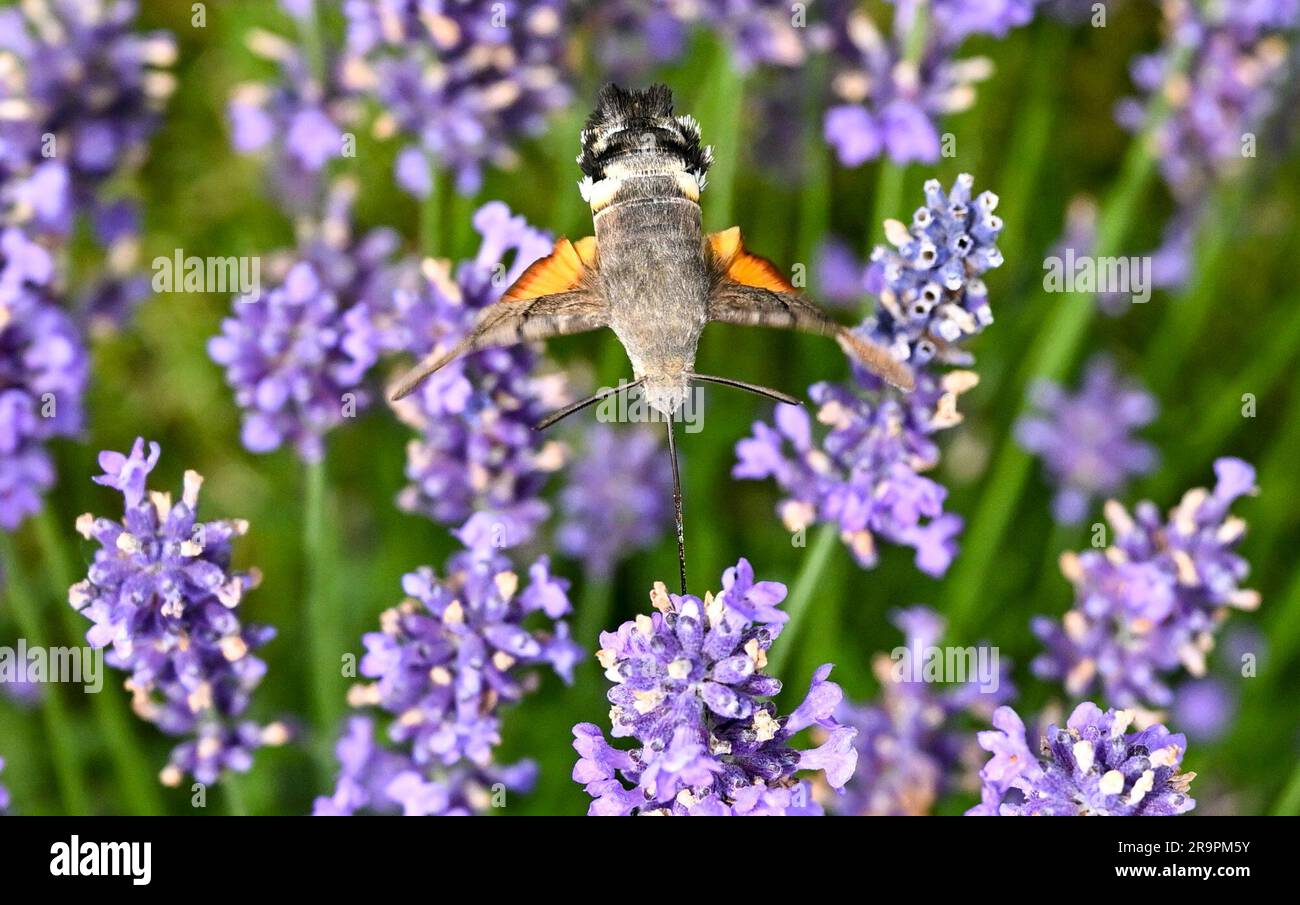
[641,372,692,416]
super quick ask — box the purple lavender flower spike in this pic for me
[1033,458,1259,708]
[339,0,572,196]
[0,755,9,813]
[313,715,539,815]
[822,3,1016,166]
[831,606,1012,815]
[0,0,176,236]
[572,560,858,815]
[0,228,88,531]
[863,173,1003,369]
[366,201,565,537]
[1118,1,1297,204]
[227,17,355,212]
[208,181,404,462]
[557,424,672,578]
[68,439,287,785]
[735,174,1001,576]
[968,702,1197,815]
[1016,356,1159,524]
[316,531,575,815]
[1112,2,1297,300]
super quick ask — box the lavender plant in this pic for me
[367,202,566,539]
[0,0,172,530]
[208,181,406,462]
[822,0,1035,166]
[1114,0,1298,292]
[572,559,858,815]
[0,228,87,531]
[831,607,1011,815]
[68,439,286,785]
[968,702,1196,815]
[227,9,357,213]
[0,0,175,236]
[0,0,174,329]
[1015,356,1159,524]
[734,174,1002,575]
[1033,458,1259,708]
[315,520,579,815]
[338,0,572,196]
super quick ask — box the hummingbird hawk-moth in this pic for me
[392,84,914,593]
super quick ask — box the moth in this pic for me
[392,84,913,593]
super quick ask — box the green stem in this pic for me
[419,160,444,257]
[865,0,931,250]
[701,43,744,234]
[795,58,831,270]
[223,773,250,816]
[295,0,327,86]
[303,459,340,779]
[1152,291,1300,498]
[944,46,1189,636]
[869,162,908,250]
[1143,182,1251,398]
[989,25,1065,281]
[1271,759,1300,816]
[767,524,837,678]
[1248,409,1300,567]
[0,531,91,815]
[549,105,590,239]
[573,578,614,684]
[1259,567,1300,692]
[575,578,614,649]
[36,509,164,815]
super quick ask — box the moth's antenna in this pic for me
[665,414,687,596]
[534,378,646,431]
[687,373,802,407]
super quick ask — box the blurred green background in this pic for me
[1,1,1298,816]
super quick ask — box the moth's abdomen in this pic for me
[578,84,712,214]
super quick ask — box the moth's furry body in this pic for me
[390,84,915,591]
[579,86,712,414]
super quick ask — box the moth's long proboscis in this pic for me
[666,414,687,596]
[533,378,646,431]
[688,373,802,407]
